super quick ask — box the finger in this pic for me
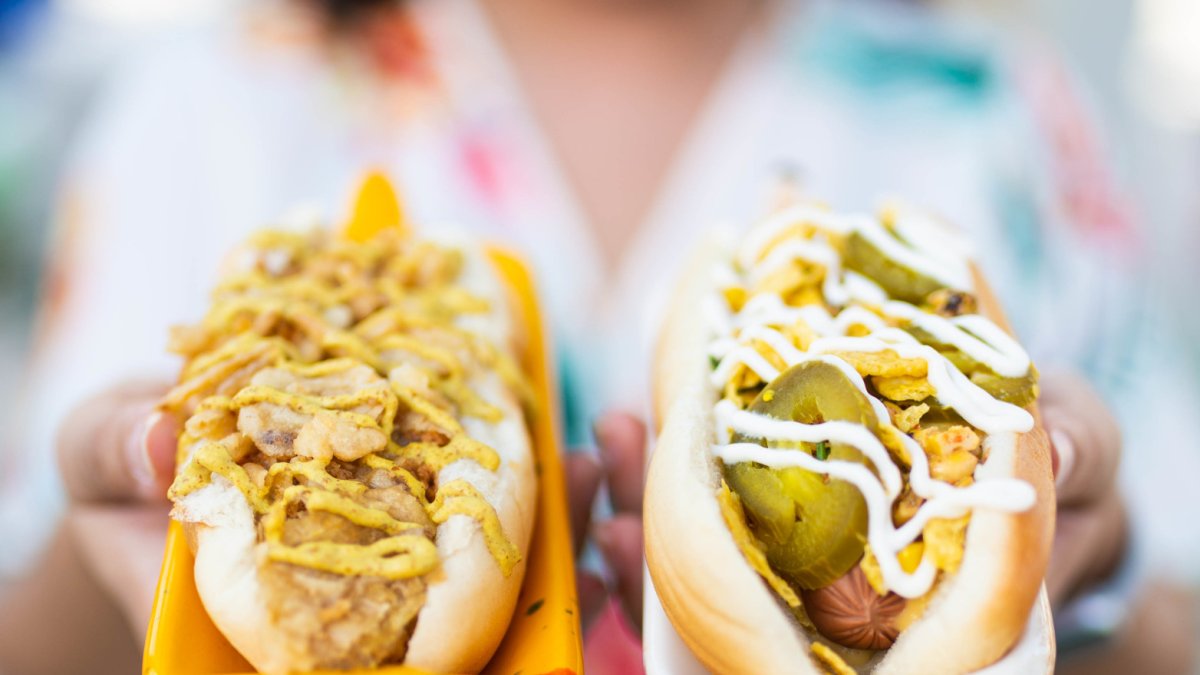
[56,382,178,503]
[565,453,603,556]
[1039,370,1122,507]
[594,413,646,515]
[1045,490,1128,608]
[68,505,170,639]
[576,569,608,634]
[595,515,644,633]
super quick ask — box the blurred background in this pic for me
[10,0,1197,557]
[2,0,1197,362]
[0,0,1197,671]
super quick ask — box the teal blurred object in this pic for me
[557,342,593,450]
[793,1,997,106]
[0,0,81,317]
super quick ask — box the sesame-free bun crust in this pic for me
[644,236,1055,674]
[174,245,536,674]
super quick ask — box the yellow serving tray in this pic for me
[142,245,583,675]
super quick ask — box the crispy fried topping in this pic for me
[166,228,526,586]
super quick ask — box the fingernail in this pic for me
[1050,429,1075,489]
[128,410,164,491]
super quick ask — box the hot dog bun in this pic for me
[645,226,1054,674]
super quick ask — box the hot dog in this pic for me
[645,201,1054,674]
[162,223,536,673]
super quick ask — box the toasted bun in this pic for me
[644,236,1055,674]
[404,243,537,673]
[404,376,536,673]
[175,246,536,674]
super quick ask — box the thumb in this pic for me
[56,381,178,503]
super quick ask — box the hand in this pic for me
[565,412,646,633]
[56,382,637,660]
[55,380,179,638]
[57,382,649,644]
[1041,370,1128,607]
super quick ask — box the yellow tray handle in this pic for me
[344,171,408,242]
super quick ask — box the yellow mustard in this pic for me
[166,228,528,582]
[267,537,440,580]
[429,479,521,578]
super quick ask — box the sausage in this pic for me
[800,566,907,650]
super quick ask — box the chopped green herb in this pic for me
[815,441,831,461]
[525,599,545,616]
[710,355,720,370]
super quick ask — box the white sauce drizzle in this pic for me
[737,204,975,291]
[715,442,939,598]
[715,400,903,500]
[807,335,1033,434]
[748,237,853,305]
[884,302,1031,378]
[710,203,1037,599]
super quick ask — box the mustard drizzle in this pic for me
[167,229,526,581]
[429,480,521,578]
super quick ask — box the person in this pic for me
[0,0,1193,673]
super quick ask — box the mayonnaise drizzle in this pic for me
[884,302,1031,378]
[709,203,1037,599]
[736,204,974,291]
[715,442,937,598]
[715,400,903,499]
[807,335,1033,434]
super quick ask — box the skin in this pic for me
[480,0,767,271]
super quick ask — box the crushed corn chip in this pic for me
[759,223,819,262]
[873,375,936,402]
[924,515,970,573]
[782,320,818,352]
[753,262,808,298]
[811,642,857,675]
[892,487,923,525]
[753,339,788,373]
[915,425,981,457]
[717,481,801,608]
[893,402,930,433]
[879,424,912,468]
[859,546,887,596]
[930,450,979,483]
[831,350,927,378]
[753,258,826,306]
